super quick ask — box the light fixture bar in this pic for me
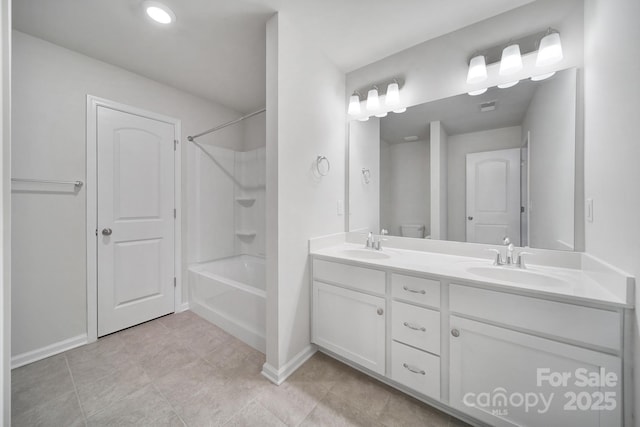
[468,29,557,69]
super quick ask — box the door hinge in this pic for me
[174,277,177,287]
[95,228,98,236]
[174,139,179,151]
[174,208,177,218]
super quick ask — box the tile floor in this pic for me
[12,311,471,426]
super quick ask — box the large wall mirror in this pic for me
[348,67,583,251]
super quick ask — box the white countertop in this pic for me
[311,243,632,309]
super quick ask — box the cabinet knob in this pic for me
[377,308,384,315]
[451,328,460,337]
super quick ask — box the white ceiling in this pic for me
[13,0,533,113]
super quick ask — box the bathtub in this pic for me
[188,255,265,352]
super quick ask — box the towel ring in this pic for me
[362,168,371,184]
[316,156,330,176]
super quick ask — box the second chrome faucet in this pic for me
[488,237,531,269]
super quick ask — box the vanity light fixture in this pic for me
[536,30,563,67]
[392,107,407,113]
[358,116,370,122]
[347,92,361,115]
[466,55,488,84]
[499,44,523,76]
[144,1,175,24]
[497,81,519,89]
[385,81,400,108]
[366,86,380,111]
[531,72,556,81]
[468,88,488,96]
[375,112,388,118]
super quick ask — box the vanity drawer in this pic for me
[449,284,622,351]
[391,341,440,400]
[313,259,385,295]
[392,301,440,355]
[391,274,440,308]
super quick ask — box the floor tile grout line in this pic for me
[64,354,89,425]
[150,382,189,427]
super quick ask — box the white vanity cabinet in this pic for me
[310,254,628,427]
[449,284,623,427]
[311,260,386,375]
[449,316,621,427]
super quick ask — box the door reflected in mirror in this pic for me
[348,67,581,251]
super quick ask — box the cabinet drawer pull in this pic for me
[403,363,425,375]
[403,286,426,294]
[403,322,426,332]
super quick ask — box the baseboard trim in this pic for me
[11,334,88,369]
[261,345,317,385]
[176,302,190,313]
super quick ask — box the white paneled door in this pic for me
[97,106,175,337]
[466,148,521,245]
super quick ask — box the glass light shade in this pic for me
[375,112,387,118]
[499,44,523,76]
[393,107,407,113]
[498,80,519,89]
[385,82,400,107]
[347,94,361,115]
[468,88,488,96]
[145,2,175,24]
[358,116,370,122]
[466,55,487,84]
[536,32,563,67]
[531,72,556,81]
[366,88,380,111]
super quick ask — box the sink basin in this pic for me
[339,249,391,260]
[465,266,570,288]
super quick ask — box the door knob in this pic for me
[102,228,113,236]
[467,216,474,221]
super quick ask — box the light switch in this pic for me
[337,199,344,215]
[586,198,594,223]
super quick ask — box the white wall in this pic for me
[447,126,522,242]
[381,139,430,237]
[583,0,640,424]
[265,13,345,371]
[0,0,10,421]
[523,68,576,250]
[430,121,448,240]
[348,118,379,233]
[11,31,242,358]
[346,1,583,110]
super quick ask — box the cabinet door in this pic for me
[449,316,621,427]
[312,281,386,375]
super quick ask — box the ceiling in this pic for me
[380,75,553,144]
[13,0,533,114]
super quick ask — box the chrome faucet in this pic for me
[487,236,532,269]
[365,232,374,249]
[372,229,388,251]
[503,237,514,265]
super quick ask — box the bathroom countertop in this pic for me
[311,243,633,309]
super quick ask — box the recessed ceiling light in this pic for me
[144,1,175,25]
